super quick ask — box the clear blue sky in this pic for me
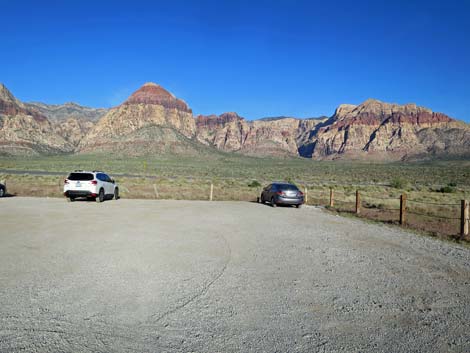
[1,0,469,121]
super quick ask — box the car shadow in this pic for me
[250,199,299,208]
[1,193,16,198]
[69,196,115,203]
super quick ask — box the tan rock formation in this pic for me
[196,113,326,156]
[78,83,196,154]
[0,83,73,155]
[306,99,470,160]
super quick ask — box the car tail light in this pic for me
[298,191,304,196]
[276,191,285,196]
[91,180,98,185]
[64,179,69,184]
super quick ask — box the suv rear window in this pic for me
[67,173,94,181]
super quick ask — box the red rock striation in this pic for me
[306,99,468,160]
[123,82,192,113]
[0,99,48,123]
[0,83,73,155]
[195,112,243,130]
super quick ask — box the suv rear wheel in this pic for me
[114,187,119,200]
[96,188,105,203]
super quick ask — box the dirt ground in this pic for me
[1,197,469,352]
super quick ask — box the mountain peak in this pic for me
[0,83,17,103]
[123,82,191,113]
[362,98,383,105]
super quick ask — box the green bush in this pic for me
[247,180,261,188]
[438,185,455,193]
[390,178,407,189]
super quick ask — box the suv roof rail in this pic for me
[74,169,83,172]
[92,170,104,173]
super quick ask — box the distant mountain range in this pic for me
[1,82,469,160]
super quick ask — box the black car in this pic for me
[260,182,304,208]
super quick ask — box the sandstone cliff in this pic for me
[25,102,107,147]
[78,83,196,154]
[25,102,108,122]
[1,81,469,160]
[0,83,73,155]
[196,113,326,156]
[302,99,470,160]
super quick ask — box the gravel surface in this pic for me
[1,197,469,352]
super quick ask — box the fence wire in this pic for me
[407,199,460,207]
[406,209,461,220]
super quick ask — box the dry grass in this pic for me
[1,155,470,243]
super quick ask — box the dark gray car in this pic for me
[259,182,304,208]
[0,182,6,197]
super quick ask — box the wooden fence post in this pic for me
[461,200,469,238]
[329,188,334,207]
[153,184,159,199]
[400,194,407,225]
[305,187,308,204]
[355,190,361,214]
[210,183,213,201]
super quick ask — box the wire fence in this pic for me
[2,174,469,241]
[303,188,468,241]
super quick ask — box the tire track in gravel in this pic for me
[140,232,232,328]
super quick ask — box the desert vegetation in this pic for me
[1,154,469,241]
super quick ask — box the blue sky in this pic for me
[1,0,469,121]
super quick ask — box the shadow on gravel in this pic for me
[68,197,115,203]
[250,199,302,209]
[1,193,16,198]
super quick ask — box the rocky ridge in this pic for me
[78,83,196,154]
[302,99,470,160]
[25,101,108,147]
[1,82,469,160]
[196,113,325,156]
[0,84,73,155]
[25,102,108,122]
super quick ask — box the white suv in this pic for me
[64,170,119,202]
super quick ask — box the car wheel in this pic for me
[271,197,277,207]
[0,187,4,197]
[296,204,302,209]
[69,197,75,202]
[114,188,119,200]
[96,188,105,203]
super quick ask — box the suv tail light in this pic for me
[64,179,69,184]
[91,180,98,185]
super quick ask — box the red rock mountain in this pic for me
[1,82,469,160]
[302,99,470,160]
[123,82,191,113]
[196,113,325,156]
[0,84,73,155]
[78,82,197,155]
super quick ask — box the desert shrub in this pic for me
[247,180,261,188]
[448,182,457,187]
[284,176,294,184]
[390,178,407,189]
[437,185,455,193]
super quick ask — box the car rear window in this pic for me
[278,184,299,191]
[67,173,94,181]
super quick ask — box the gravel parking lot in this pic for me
[1,197,469,352]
